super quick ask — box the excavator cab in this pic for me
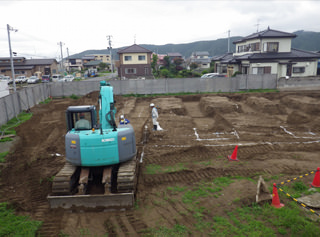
[65,105,97,131]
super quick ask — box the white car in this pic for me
[201,73,219,78]
[63,75,74,82]
[16,75,28,83]
[27,76,40,84]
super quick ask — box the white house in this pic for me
[189,51,211,69]
[213,27,320,78]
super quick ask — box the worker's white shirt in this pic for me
[75,119,90,129]
[151,107,158,125]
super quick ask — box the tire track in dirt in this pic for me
[104,212,147,236]
[143,167,266,186]
[145,143,275,165]
[29,160,62,236]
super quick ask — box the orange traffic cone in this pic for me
[311,167,320,188]
[271,183,284,208]
[228,145,239,161]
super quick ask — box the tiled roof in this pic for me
[117,44,152,54]
[233,27,296,44]
[193,51,209,56]
[215,49,320,64]
[25,59,57,65]
[83,60,102,66]
[167,52,182,57]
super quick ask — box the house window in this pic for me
[293,67,305,73]
[138,55,145,60]
[263,42,279,52]
[252,67,271,74]
[125,68,136,74]
[250,43,260,51]
[124,56,132,61]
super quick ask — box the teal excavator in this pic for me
[49,82,138,209]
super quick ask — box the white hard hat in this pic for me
[150,103,154,107]
[120,115,124,119]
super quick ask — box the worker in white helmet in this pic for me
[119,114,130,125]
[150,103,158,131]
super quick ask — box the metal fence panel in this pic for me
[0,74,281,127]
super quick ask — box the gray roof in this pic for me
[193,51,209,56]
[117,44,152,54]
[0,57,56,66]
[83,60,102,66]
[167,52,182,57]
[25,59,57,65]
[233,27,296,44]
[82,55,95,60]
[215,48,320,64]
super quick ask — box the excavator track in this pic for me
[48,154,139,210]
[51,162,77,195]
[117,155,138,193]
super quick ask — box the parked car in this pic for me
[201,73,219,78]
[63,75,74,82]
[16,75,28,84]
[52,74,63,82]
[27,76,40,84]
[41,75,51,83]
[0,76,10,82]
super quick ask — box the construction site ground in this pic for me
[1,89,320,236]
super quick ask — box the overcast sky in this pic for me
[1,0,319,60]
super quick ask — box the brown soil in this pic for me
[1,90,320,236]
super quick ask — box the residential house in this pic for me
[213,27,320,78]
[116,44,153,79]
[83,60,102,71]
[93,54,111,64]
[167,52,183,63]
[65,57,83,71]
[0,57,58,78]
[188,51,211,69]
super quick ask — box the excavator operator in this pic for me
[75,113,90,130]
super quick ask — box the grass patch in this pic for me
[143,224,190,236]
[0,111,33,137]
[144,163,187,174]
[147,176,320,235]
[39,97,52,104]
[0,152,9,163]
[69,94,80,99]
[0,202,42,236]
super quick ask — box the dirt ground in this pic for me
[1,89,320,236]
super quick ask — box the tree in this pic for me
[151,54,158,76]
[190,62,198,70]
[99,62,107,71]
[173,58,184,71]
[163,56,171,69]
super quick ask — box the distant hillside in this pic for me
[69,30,320,59]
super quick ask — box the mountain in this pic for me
[69,30,320,59]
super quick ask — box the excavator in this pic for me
[48,81,138,209]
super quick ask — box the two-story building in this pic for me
[116,44,153,79]
[188,51,211,69]
[213,27,320,78]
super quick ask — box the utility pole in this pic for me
[227,30,230,53]
[7,24,18,93]
[66,47,70,73]
[57,41,65,74]
[106,35,113,73]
